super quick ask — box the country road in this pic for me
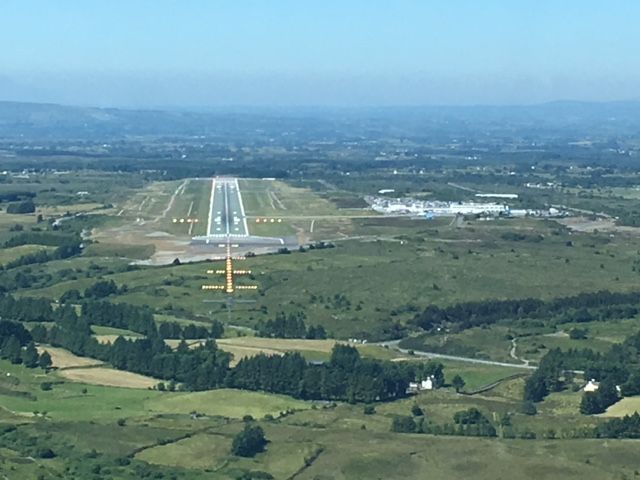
[378,340,537,370]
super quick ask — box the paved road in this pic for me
[207,178,249,237]
[378,340,537,370]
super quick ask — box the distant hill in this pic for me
[1,100,639,140]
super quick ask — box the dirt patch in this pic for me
[218,345,284,366]
[557,215,640,235]
[217,337,343,353]
[557,216,617,233]
[37,346,104,369]
[58,367,158,389]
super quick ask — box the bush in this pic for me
[232,424,267,457]
[391,415,417,433]
[6,200,35,214]
[569,328,588,340]
[36,448,55,459]
[363,405,376,415]
[520,401,537,416]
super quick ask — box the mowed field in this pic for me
[57,367,159,389]
[600,396,640,417]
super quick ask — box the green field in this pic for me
[0,244,55,265]
[2,354,634,480]
[18,213,640,339]
[239,178,374,239]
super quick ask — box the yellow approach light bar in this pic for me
[201,243,258,295]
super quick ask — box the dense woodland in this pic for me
[412,290,640,331]
[228,345,412,402]
[0,293,416,402]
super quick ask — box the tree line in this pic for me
[5,200,35,214]
[1,294,421,402]
[0,320,52,369]
[0,293,223,341]
[228,345,412,403]
[256,312,327,339]
[413,290,640,331]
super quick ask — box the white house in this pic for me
[408,375,436,392]
[583,379,599,392]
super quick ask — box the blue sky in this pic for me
[1,0,639,107]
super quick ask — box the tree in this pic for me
[569,328,588,340]
[232,424,267,457]
[38,351,52,370]
[411,404,424,416]
[520,400,537,416]
[6,200,35,214]
[2,336,23,364]
[451,374,466,393]
[391,415,416,433]
[580,392,603,415]
[523,372,549,402]
[22,341,39,368]
[363,405,376,415]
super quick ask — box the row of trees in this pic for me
[256,312,326,339]
[596,412,640,438]
[413,290,640,331]
[3,240,82,270]
[32,313,231,391]
[228,345,412,402]
[3,231,78,249]
[0,320,51,369]
[6,200,35,214]
[2,294,421,401]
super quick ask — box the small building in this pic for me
[583,379,599,392]
[408,375,436,393]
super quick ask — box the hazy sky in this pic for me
[1,0,639,107]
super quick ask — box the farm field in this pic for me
[57,366,159,389]
[601,396,640,417]
[216,337,405,364]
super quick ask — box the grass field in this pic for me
[145,389,312,418]
[0,244,55,265]
[20,214,640,339]
[137,428,322,478]
[217,337,406,364]
[600,396,640,417]
[57,366,159,389]
[0,354,638,480]
[239,178,374,240]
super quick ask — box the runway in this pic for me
[193,177,290,250]
[206,178,249,237]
